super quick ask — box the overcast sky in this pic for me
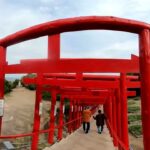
[0,0,150,77]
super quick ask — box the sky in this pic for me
[0,0,150,78]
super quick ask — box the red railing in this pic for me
[0,115,83,149]
[0,107,127,150]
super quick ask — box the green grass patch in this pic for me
[128,106,140,113]
[128,100,136,106]
[129,125,142,136]
[128,115,141,122]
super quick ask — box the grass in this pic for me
[128,106,140,113]
[128,115,141,122]
[128,100,136,105]
[127,98,142,137]
[129,125,142,137]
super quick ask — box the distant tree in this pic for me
[42,91,51,101]
[4,80,12,94]
[12,79,19,88]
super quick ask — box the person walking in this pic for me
[82,107,92,133]
[93,110,106,134]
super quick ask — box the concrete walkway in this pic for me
[44,120,116,150]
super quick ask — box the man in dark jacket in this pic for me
[93,110,106,134]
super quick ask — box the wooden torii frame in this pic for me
[0,16,149,150]
[23,72,140,149]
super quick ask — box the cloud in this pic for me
[61,30,138,59]
[0,0,149,78]
[7,37,47,64]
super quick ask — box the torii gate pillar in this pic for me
[68,100,73,133]
[139,29,150,150]
[0,46,6,134]
[112,90,118,146]
[58,96,64,141]
[120,73,129,150]
[48,89,57,144]
[115,88,122,150]
[31,74,42,150]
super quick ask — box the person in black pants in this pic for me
[93,110,106,134]
[83,122,90,133]
[82,107,92,133]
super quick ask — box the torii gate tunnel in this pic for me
[0,16,149,150]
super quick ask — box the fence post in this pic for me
[115,88,122,150]
[48,88,57,144]
[58,96,64,140]
[107,92,113,137]
[31,74,42,150]
[112,90,118,147]
[68,100,73,133]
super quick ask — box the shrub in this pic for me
[128,106,140,113]
[4,79,20,94]
[4,80,12,94]
[26,84,36,90]
[12,79,19,88]
[129,125,142,136]
[56,94,60,101]
[128,100,136,106]
[128,115,141,122]
[42,91,51,101]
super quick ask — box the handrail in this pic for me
[0,115,130,150]
[0,107,97,150]
[0,132,33,139]
[0,115,82,139]
[39,116,82,134]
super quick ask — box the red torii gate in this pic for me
[0,16,149,150]
[23,72,139,149]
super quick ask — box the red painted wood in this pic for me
[127,91,137,97]
[115,89,122,150]
[0,16,148,150]
[120,73,129,149]
[31,74,42,150]
[44,73,139,80]
[0,16,149,47]
[107,94,113,136]
[48,89,57,144]
[5,57,139,73]
[48,34,60,60]
[58,96,64,140]
[0,46,6,135]
[139,29,150,150]
[68,100,73,133]
[112,90,118,146]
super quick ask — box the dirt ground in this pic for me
[3,87,60,135]
[129,134,143,150]
[2,87,36,135]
